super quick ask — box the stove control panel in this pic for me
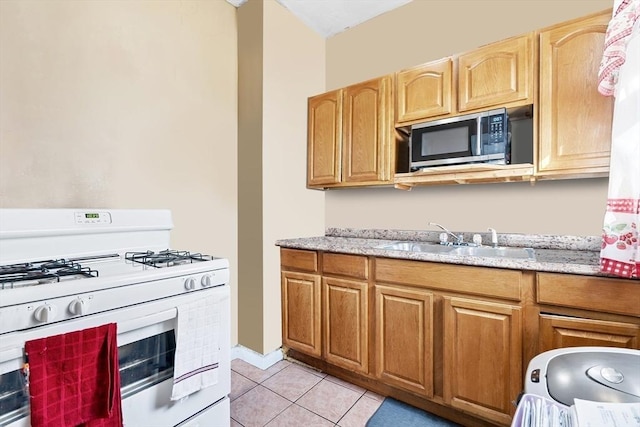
[74,211,112,224]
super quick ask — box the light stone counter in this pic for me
[275,228,616,277]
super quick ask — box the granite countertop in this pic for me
[275,228,611,277]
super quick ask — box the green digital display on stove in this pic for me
[85,213,100,219]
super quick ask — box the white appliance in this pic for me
[524,347,640,406]
[0,209,231,427]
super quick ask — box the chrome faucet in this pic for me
[487,228,498,248]
[428,222,463,245]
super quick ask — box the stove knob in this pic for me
[34,303,58,323]
[69,298,90,316]
[184,277,196,290]
[201,274,214,288]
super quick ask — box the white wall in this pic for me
[324,0,612,237]
[0,1,240,342]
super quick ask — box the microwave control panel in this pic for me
[487,114,505,143]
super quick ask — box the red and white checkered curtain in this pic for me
[598,0,640,279]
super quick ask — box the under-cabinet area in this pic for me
[279,248,640,427]
[307,9,613,189]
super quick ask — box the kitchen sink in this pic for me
[377,242,535,260]
[376,242,457,254]
[451,246,535,259]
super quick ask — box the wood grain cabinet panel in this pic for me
[307,90,342,186]
[342,75,394,184]
[323,277,369,373]
[458,33,534,112]
[281,270,321,357]
[307,75,394,189]
[375,284,434,397]
[396,58,453,124]
[539,314,640,351]
[443,297,522,425]
[538,10,613,176]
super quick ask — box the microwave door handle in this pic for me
[475,116,482,156]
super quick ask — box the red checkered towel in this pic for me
[25,323,123,427]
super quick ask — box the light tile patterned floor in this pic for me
[231,358,384,427]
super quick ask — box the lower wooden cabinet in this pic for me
[374,284,434,397]
[539,314,640,351]
[281,270,322,357]
[443,297,522,425]
[280,250,639,427]
[323,277,369,373]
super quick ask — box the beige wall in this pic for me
[238,0,325,354]
[324,0,612,236]
[0,1,240,341]
[262,0,325,353]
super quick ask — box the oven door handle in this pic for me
[117,308,177,346]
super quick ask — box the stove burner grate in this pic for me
[125,250,214,268]
[0,259,99,289]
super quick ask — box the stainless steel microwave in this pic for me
[409,108,510,171]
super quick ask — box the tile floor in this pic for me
[230,358,384,427]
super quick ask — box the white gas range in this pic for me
[0,209,231,427]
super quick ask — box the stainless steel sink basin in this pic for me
[376,242,457,254]
[377,241,535,260]
[451,246,536,260]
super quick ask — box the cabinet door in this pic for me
[538,11,613,175]
[307,90,342,187]
[375,284,434,397]
[396,58,453,124]
[342,75,393,183]
[281,271,322,357]
[539,314,640,352]
[458,33,534,112]
[443,297,522,425]
[323,277,369,373]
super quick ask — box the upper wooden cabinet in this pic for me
[307,75,394,189]
[394,33,534,126]
[537,10,613,177]
[458,33,535,112]
[395,58,453,124]
[307,90,342,186]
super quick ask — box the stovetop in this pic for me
[0,250,221,290]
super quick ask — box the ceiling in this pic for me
[226,0,413,38]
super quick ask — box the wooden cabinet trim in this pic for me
[281,248,318,273]
[537,273,640,317]
[323,253,368,279]
[375,258,522,301]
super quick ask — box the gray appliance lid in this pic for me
[546,351,640,406]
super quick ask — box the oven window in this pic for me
[0,369,29,425]
[119,330,176,398]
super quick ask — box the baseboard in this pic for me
[231,345,284,370]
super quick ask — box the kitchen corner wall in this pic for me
[0,2,240,341]
[238,0,325,355]
[325,0,612,236]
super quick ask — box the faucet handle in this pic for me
[487,228,498,247]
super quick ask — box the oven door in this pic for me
[0,286,230,427]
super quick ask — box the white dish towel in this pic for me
[171,294,221,401]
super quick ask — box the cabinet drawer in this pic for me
[537,273,640,317]
[323,253,368,280]
[281,248,318,273]
[375,258,522,301]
